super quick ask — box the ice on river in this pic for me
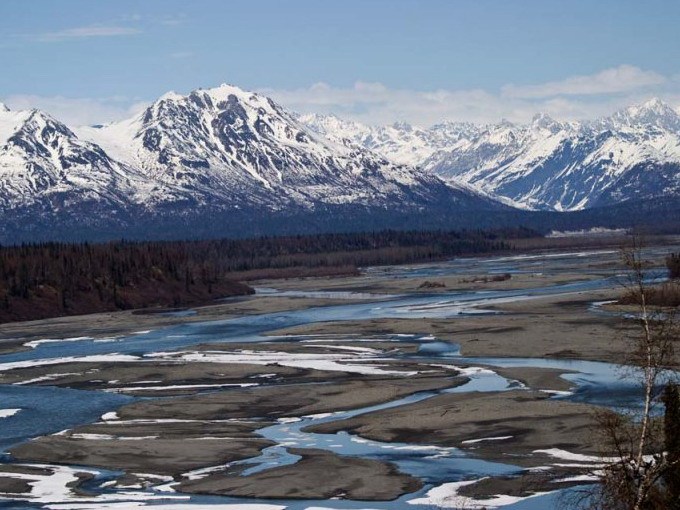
[0,408,20,418]
[407,478,549,509]
[146,349,418,376]
[0,462,288,509]
[45,504,286,509]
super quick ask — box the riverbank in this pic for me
[7,360,464,500]
[272,289,633,363]
[0,245,676,508]
[0,246,632,353]
[0,294,367,350]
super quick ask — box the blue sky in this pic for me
[2,0,679,126]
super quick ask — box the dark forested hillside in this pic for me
[0,242,255,323]
[0,228,533,323]
[4,196,680,245]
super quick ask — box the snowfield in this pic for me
[301,98,680,211]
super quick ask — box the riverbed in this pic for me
[0,247,675,509]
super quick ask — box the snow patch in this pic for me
[461,435,513,445]
[0,408,21,418]
[407,478,549,508]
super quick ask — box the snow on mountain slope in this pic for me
[5,86,676,229]
[0,106,145,212]
[421,99,680,210]
[0,105,31,144]
[79,84,486,211]
[300,113,479,167]
[2,87,680,241]
[0,84,501,241]
[299,113,373,147]
[304,99,680,211]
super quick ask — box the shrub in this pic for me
[667,253,680,279]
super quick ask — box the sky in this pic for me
[1,0,679,127]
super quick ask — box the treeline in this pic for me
[190,227,535,277]
[0,242,255,323]
[0,227,535,323]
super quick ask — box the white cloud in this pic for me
[159,14,187,26]
[34,25,141,42]
[501,65,666,99]
[2,95,148,126]
[3,66,678,128]
[170,51,194,59]
[261,67,678,126]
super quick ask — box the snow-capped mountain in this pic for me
[0,104,145,215]
[424,99,680,211]
[79,84,474,211]
[305,99,680,211]
[4,83,677,242]
[0,85,499,242]
[300,113,479,167]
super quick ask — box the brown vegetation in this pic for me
[619,282,680,308]
[592,242,680,510]
[418,281,446,289]
[667,253,680,280]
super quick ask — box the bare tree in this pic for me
[591,237,680,510]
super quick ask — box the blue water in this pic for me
[236,367,521,482]
[0,385,133,454]
[0,249,671,509]
[0,275,626,370]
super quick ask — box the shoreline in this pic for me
[1,232,675,331]
[0,245,634,357]
[0,244,676,506]
[0,294,368,349]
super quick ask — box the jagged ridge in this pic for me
[301,99,680,211]
[0,85,499,242]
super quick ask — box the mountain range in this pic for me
[301,98,680,211]
[0,85,500,242]
[1,84,679,242]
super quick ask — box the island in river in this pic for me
[0,242,676,509]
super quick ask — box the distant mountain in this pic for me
[425,99,680,211]
[3,87,679,243]
[302,99,680,212]
[0,86,500,243]
[300,113,479,167]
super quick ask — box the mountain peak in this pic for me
[628,97,675,116]
[0,105,62,133]
[530,112,562,133]
[298,112,372,143]
[431,120,474,129]
[640,97,668,110]
[158,90,183,102]
[153,84,263,108]
[612,97,680,131]
[298,112,345,125]
[391,121,413,131]
[200,82,257,102]
[80,82,466,214]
